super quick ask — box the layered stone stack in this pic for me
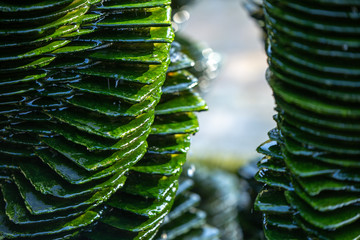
[0,0,206,239]
[255,1,360,239]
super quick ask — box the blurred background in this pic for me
[170,0,273,239]
[177,0,275,169]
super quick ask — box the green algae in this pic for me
[96,6,171,28]
[155,90,208,115]
[131,154,186,175]
[122,171,179,200]
[41,135,148,171]
[106,187,176,218]
[98,0,171,10]
[286,191,360,230]
[151,112,199,135]
[69,75,164,102]
[254,188,292,214]
[0,0,207,237]
[48,108,154,139]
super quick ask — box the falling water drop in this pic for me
[187,164,196,177]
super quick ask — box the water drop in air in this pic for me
[187,164,196,177]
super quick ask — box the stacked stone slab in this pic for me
[0,0,179,239]
[82,40,209,240]
[156,177,220,240]
[255,1,360,239]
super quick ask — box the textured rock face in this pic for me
[255,1,360,239]
[0,1,208,239]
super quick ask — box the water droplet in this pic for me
[171,22,179,32]
[173,10,190,24]
[187,164,196,177]
[258,169,265,177]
